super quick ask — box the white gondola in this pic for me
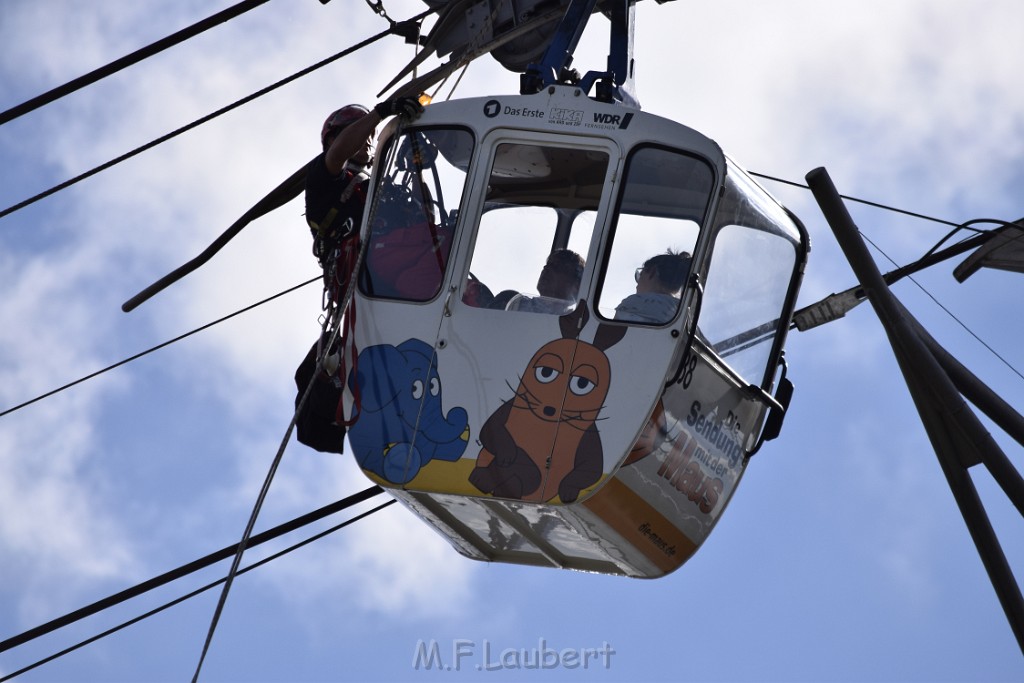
[344,82,810,577]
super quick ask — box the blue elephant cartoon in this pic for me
[347,338,469,483]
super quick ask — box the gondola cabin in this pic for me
[344,86,809,577]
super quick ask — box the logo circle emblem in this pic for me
[483,99,501,118]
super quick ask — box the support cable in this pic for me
[0,486,384,655]
[0,0,274,126]
[920,217,1020,260]
[0,497,395,681]
[0,276,321,420]
[0,9,435,222]
[858,231,1024,383]
[750,171,961,228]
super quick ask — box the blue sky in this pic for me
[1,1,1023,681]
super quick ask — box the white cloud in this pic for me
[838,413,945,603]
[250,485,477,622]
[629,1,1024,230]
[341,503,476,618]
[0,244,141,620]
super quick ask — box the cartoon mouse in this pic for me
[469,303,626,503]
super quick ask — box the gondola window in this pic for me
[360,128,474,301]
[463,142,609,314]
[596,146,714,324]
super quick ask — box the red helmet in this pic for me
[320,104,369,150]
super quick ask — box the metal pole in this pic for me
[911,314,1024,517]
[805,166,1024,655]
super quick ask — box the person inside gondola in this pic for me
[504,249,585,314]
[614,250,691,324]
[294,97,423,454]
[360,168,451,301]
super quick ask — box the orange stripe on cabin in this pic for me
[583,476,697,574]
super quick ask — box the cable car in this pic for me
[113,0,810,580]
[342,81,810,576]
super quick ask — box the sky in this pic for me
[1,1,1023,681]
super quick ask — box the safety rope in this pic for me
[190,300,346,681]
[408,135,448,275]
[189,372,318,680]
[443,63,472,102]
[326,233,362,428]
[334,291,361,428]
[189,113,408,681]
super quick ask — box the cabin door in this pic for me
[429,134,716,505]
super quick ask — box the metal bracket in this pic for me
[521,0,639,106]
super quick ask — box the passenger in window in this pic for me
[506,249,585,314]
[363,175,453,300]
[614,250,691,324]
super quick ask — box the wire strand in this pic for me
[0,498,396,682]
[0,9,434,222]
[0,0,274,126]
[921,217,1019,260]
[860,232,1024,382]
[0,486,383,654]
[0,276,320,419]
[761,174,1024,380]
[190,202,373,680]
[750,171,961,228]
